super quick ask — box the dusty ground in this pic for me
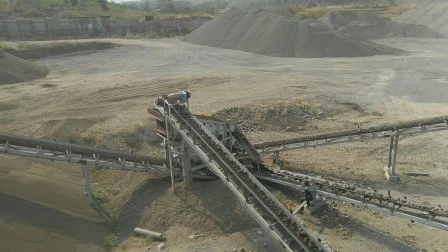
[0,37,448,251]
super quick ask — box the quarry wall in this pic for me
[0,16,208,41]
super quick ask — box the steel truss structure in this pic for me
[254,116,448,153]
[0,133,212,205]
[154,100,329,252]
[254,116,448,181]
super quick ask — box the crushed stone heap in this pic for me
[320,11,442,40]
[183,7,402,58]
[0,51,49,85]
[395,0,448,36]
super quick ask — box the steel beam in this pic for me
[181,139,192,184]
[164,105,175,188]
[386,135,400,182]
[81,162,94,205]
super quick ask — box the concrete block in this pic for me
[384,166,400,183]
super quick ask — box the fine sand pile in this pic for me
[183,7,401,58]
[0,51,49,85]
[320,11,442,40]
[395,0,448,36]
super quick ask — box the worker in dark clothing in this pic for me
[301,181,317,206]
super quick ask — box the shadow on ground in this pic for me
[309,207,419,252]
[0,192,107,244]
[116,177,171,241]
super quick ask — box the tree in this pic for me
[164,3,176,13]
[143,0,151,12]
[8,0,21,10]
[41,0,64,7]
[69,0,78,8]
[97,0,108,11]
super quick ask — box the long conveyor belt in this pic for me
[158,102,329,252]
[254,115,448,153]
[0,132,166,165]
[255,168,448,231]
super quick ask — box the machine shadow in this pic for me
[116,177,171,241]
[266,181,419,252]
[310,208,420,252]
[190,180,282,251]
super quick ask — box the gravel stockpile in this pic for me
[183,7,401,58]
[395,0,448,36]
[320,11,442,40]
[211,102,322,132]
[0,51,49,85]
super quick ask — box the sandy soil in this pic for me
[1,37,448,251]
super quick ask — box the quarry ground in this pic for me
[1,37,448,252]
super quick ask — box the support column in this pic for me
[81,162,94,205]
[227,123,232,152]
[165,106,175,188]
[182,140,192,184]
[385,135,400,182]
[273,151,281,166]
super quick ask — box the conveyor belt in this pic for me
[254,115,448,153]
[0,132,166,165]
[158,102,329,252]
[255,169,448,231]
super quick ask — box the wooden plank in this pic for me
[403,172,429,177]
[293,201,307,215]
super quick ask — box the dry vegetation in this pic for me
[288,3,415,20]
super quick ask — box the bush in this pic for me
[94,187,109,203]
[103,234,118,249]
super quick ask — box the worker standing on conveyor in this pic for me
[302,180,317,206]
[164,90,191,107]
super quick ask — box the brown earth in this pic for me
[0,37,447,251]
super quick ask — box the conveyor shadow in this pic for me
[190,180,281,251]
[115,177,171,241]
[190,180,257,233]
[309,208,420,252]
[0,192,108,245]
[264,181,419,252]
[356,178,448,198]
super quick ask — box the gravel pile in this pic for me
[0,51,49,85]
[320,11,442,40]
[212,103,322,132]
[395,0,448,36]
[183,7,402,58]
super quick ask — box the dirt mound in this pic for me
[5,42,117,60]
[320,11,442,40]
[183,7,401,58]
[139,182,255,235]
[0,51,49,85]
[212,101,322,132]
[395,0,448,36]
